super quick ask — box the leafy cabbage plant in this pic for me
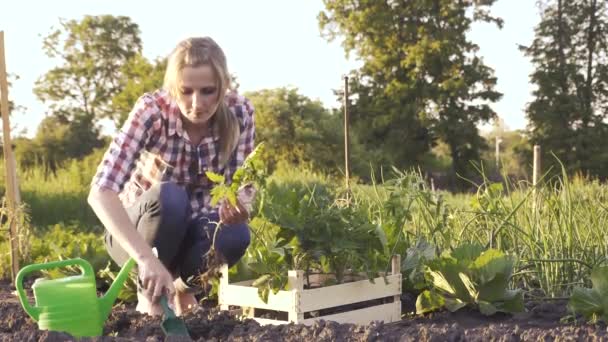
[568,266,608,322]
[416,243,524,316]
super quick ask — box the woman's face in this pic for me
[176,65,220,127]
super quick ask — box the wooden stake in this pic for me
[0,31,21,284]
[343,76,350,192]
[287,270,304,323]
[533,145,541,213]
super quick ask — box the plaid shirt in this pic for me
[91,89,255,218]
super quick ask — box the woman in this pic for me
[88,37,254,316]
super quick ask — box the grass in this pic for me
[1,155,608,299]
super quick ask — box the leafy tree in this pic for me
[245,88,345,175]
[111,55,167,127]
[15,113,104,177]
[521,0,608,177]
[0,74,21,119]
[319,0,503,187]
[33,15,142,126]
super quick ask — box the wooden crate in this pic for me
[218,255,401,326]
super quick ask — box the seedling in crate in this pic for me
[196,143,266,287]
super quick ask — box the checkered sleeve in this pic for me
[91,94,161,193]
[225,96,255,184]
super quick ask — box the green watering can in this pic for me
[15,257,136,337]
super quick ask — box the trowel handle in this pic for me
[15,258,95,321]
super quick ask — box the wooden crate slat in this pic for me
[299,274,401,312]
[219,284,294,311]
[300,302,401,326]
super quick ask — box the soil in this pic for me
[2,280,607,342]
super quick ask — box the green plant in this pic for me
[416,243,524,316]
[568,266,608,322]
[247,239,289,303]
[97,262,138,303]
[402,239,436,292]
[256,180,386,295]
[198,143,267,286]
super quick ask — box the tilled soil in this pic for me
[2,281,607,342]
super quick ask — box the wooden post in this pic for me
[391,254,402,320]
[287,270,304,323]
[219,263,230,311]
[495,137,502,170]
[533,145,541,213]
[0,31,21,284]
[343,76,350,192]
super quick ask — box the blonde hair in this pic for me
[164,37,239,168]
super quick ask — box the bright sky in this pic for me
[0,0,539,138]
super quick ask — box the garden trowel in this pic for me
[160,295,192,340]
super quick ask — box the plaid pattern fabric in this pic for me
[91,89,255,217]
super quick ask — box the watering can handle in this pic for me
[15,258,95,322]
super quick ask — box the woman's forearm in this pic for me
[87,187,155,265]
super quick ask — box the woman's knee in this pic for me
[215,222,251,266]
[146,182,190,226]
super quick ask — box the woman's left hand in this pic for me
[219,199,249,224]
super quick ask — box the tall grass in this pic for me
[2,154,608,299]
[0,154,102,233]
[355,166,608,298]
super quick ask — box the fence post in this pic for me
[0,31,21,284]
[343,76,350,193]
[533,145,541,213]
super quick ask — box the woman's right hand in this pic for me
[138,255,176,302]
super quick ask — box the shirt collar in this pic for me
[167,101,184,138]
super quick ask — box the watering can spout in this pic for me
[98,258,136,322]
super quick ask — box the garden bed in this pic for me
[2,280,608,341]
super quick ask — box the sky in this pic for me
[0,0,539,138]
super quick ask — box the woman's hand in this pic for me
[219,199,249,224]
[138,255,176,302]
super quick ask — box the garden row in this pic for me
[3,148,608,326]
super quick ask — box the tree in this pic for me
[111,55,167,127]
[0,74,22,118]
[14,112,104,177]
[33,15,142,126]
[245,88,345,175]
[319,0,503,187]
[521,0,608,177]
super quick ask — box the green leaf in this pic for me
[471,249,513,284]
[591,266,608,297]
[374,223,388,249]
[569,287,603,319]
[252,274,271,287]
[258,286,270,304]
[444,298,467,312]
[478,300,498,316]
[416,290,445,315]
[477,273,509,302]
[495,290,524,313]
[426,258,472,301]
[206,171,225,184]
[428,269,457,296]
[458,272,478,300]
[451,243,484,267]
[227,191,238,207]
